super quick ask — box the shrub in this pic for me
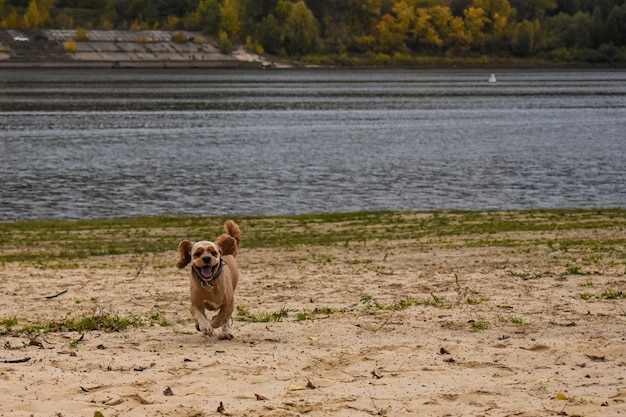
[171,32,188,43]
[74,27,89,41]
[64,40,78,53]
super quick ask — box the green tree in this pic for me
[188,0,220,34]
[606,4,626,46]
[284,1,319,55]
[256,13,283,54]
[511,19,534,55]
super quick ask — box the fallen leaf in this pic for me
[94,412,105,417]
[585,354,606,362]
[255,393,269,401]
[555,392,568,400]
[371,370,383,379]
[440,347,450,355]
[288,384,307,391]
[163,387,174,396]
[443,357,456,363]
[307,336,318,341]
[217,401,226,413]
[306,380,316,389]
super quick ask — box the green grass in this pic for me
[1,209,624,265]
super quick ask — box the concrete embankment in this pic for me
[0,29,270,69]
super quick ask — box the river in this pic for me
[1,68,625,221]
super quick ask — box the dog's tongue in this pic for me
[201,266,213,278]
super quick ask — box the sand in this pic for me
[1,228,625,417]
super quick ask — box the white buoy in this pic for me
[488,74,497,83]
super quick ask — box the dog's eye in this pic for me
[209,250,218,256]
[193,252,202,258]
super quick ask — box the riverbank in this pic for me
[1,210,625,416]
[0,29,276,69]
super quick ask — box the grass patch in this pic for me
[470,320,491,330]
[0,209,624,266]
[236,306,289,322]
[499,315,528,325]
[1,311,170,341]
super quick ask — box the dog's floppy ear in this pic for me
[176,240,194,269]
[215,234,236,257]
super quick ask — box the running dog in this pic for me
[176,220,241,339]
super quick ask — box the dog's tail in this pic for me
[216,220,241,257]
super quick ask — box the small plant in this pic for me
[64,40,78,53]
[134,36,148,44]
[470,320,490,330]
[218,30,233,54]
[578,280,594,287]
[580,292,594,300]
[564,266,586,276]
[171,32,188,43]
[499,315,527,325]
[236,306,288,322]
[599,289,625,299]
[74,27,89,41]
[1,316,18,333]
[149,311,170,326]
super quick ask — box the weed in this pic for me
[1,316,18,332]
[499,315,527,325]
[236,306,288,322]
[564,266,587,276]
[578,280,594,287]
[599,290,625,299]
[580,292,594,300]
[149,311,170,326]
[470,320,491,330]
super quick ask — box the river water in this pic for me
[1,68,625,221]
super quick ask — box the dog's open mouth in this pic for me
[199,265,213,278]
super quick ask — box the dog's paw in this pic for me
[196,323,213,336]
[218,331,234,340]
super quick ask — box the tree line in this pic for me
[2,0,625,64]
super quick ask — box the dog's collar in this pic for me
[192,259,224,289]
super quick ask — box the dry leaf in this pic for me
[306,380,316,389]
[440,347,450,355]
[255,393,269,401]
[555,392,568,400]
[163,387,174,396]
[217,401,226,413]
[288,384,306,391]
[371,370,383,379]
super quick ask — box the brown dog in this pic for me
[176,220,241,339]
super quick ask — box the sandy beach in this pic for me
[1,213,625,416]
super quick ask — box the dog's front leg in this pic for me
[190,304,213,336]
[212,304,235,340]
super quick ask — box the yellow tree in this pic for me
[23,0,41,29]
[376,13,405,53]
[464,6,489,49]
[220,0,241,41]
[414,7,441,48]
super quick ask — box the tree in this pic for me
[284,1,319,55]
[511,18,534,55]
[220,0,241,40]
[606,4,626,46]
[464,6,489,49]
[188,0,220,34]
[256,13,283,54]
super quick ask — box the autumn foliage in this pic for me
[1,0,625,63]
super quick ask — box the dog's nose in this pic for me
[202,256,212,264]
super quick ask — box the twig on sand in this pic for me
[2,357,31,364]
[37,289,68,300]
